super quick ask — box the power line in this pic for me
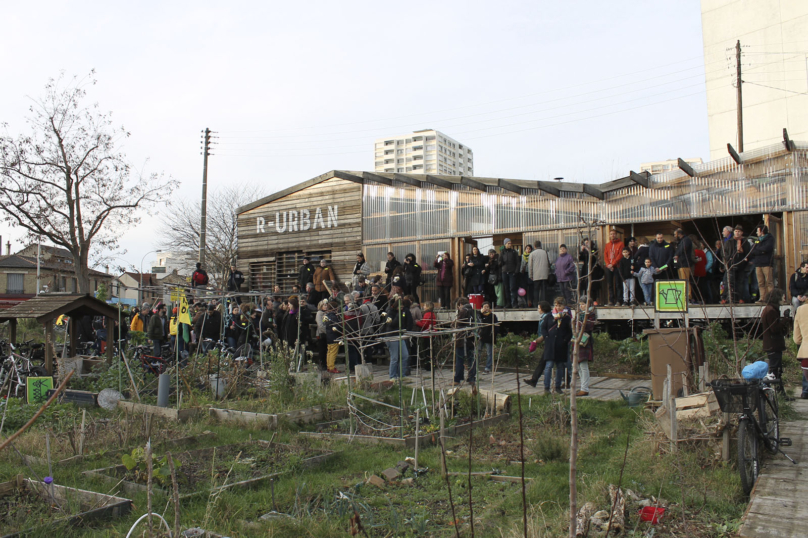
[743,80,808,96]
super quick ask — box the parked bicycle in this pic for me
[0,342,50,398]
[710,375,797,494]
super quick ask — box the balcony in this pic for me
[5,288,25,294]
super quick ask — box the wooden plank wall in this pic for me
[237,179,363,289]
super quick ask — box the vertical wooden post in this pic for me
[44,321,54,375]
[681,372,689,397]
[698,365,705,393]
[414,408,420,470]
[722,412,731,461]
[667,364,677,452]
[439,407,446,478]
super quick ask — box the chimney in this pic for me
[105,265,110,274]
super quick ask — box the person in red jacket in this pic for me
[415,301,437,370]
[603,229,625,306]
[691,236,710,304]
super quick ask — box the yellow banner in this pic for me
[178,292,192,325]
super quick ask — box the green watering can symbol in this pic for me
[659,287,683,305]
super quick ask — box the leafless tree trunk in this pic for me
[0,71,175,292]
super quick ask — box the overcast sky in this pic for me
[0,0,708,272]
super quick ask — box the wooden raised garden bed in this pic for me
[117,400,202,422]
[300,413,510,449]
[208,405,348,428]
[0,475,131,538]
[83,440,335,499]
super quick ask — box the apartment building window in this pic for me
[413,136,423,142]
[396,140,403,145]
[406,157,413,163]
[384,149,394,155]
[406,138,412,144]
[396,149,403,155]
[384,140,394,146]
[406,148,413,154]
[426,155,435,161]
[375,161,383,167]
[413,145,423,151]
[413,155,423,161]
[397,158,403,164]
[6,273,24,294]
[406,166,413,172]
[426,144,436,151]
[397,168,404,172]
[412,164,423,170]
[385,159,394,164]
[385,168,394,172]
[426,165,435,172]
[426,136,435,141]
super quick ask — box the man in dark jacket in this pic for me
[403,253,422,304]
[227,265,245,293]
[298,256,315,290]
[789,262,808,311]
[479,302,501,373]
[649,232,674,280]
[384,252,401,288]
[500,238,521,309]
[673,228,695,301]
[147,305,168,357]
[750,225,775,304]
[727,226,752,303]
[195,304,221,352]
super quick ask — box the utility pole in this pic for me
[736,39,744,153]
[199,128,212,265]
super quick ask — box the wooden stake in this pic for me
[414,409,420,470]
[78,409,86,456]
[440,408,446,478]
[146,442,153,538]
[167,451,181,537]
[681,372,689,397]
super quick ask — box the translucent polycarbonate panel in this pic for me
[456,187,494,236]
[389,186,418,242]
[390,243,416,266]
[365,245,389,275]
[419,240,451,269]
[523,230,562,264]
[794,211,808,265]
[419,185,452,239]
[362,183,389,243]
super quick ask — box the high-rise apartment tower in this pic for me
[374,129,474,175]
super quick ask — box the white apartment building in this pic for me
[639,158,703,174]
[701,0,808,160]
[374,129,474,175]
[150,250,195,279]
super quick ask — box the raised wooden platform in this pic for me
[739,398,808,538]
[369,364,650,401]
[435,304,789,323]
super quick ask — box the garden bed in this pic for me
[117,400,203,422]
[208,405,348,428]
[301,413,510,449]
[83,440,335,498]
[0,475,131,537]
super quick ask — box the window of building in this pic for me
[384,149,394,155]
[406,157,413,163]
[375,161,383,167]
[426,144,436,151]
[385,168,394,172]
[250,250,331,292]
[406,138,412,144]
[413,136,423,142]
[412,164,423,170]
[384,140,394,146]
[413,145,423,151]
[426,136,435,141]
[385,159,394,164]
[6,273,24,294]
[396,149,403,155]
[406,166,413,172]
[397,168,404,172]
[397,158,403,164]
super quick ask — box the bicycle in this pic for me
[0,343,50,398]
[710,375,797,495]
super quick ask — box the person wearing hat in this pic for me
[313,258,336,302]
[500,238,521,309]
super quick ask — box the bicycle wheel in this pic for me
[738,418,760,495]
[759,390,780,455]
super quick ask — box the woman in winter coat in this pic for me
[403,253,423,303]
[789,261,808,312]
[573,297,596,396]
[352,253,371,288]
[482,249,501,305]
[539,299,572,393]
[315,299,329,370]
[434,251,454,309]
[520,245,533,307]
[468,246,486,295]
[555,244,577,304]
[313,259,336,302]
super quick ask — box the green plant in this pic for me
[617,335,650,374]
[533,435,567,462]
[122,447,181,485]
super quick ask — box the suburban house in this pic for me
[0,245,114,309]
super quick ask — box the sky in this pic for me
[0,0,709,273]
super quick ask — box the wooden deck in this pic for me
[739,398,808,538]
[368,364,650,401]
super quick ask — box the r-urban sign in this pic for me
[256,205,338,234]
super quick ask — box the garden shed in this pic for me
[0,293,120,373]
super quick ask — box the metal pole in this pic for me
[342,305,354,435]
[736,40,744,153]
[199,128,211,265]
[398,299,404,439]
[36,240,41,295]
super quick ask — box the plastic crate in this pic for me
[709,379,759,414]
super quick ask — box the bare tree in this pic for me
[0,71,175,293]
[158,184,266,288]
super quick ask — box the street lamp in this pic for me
[139,250,158,307]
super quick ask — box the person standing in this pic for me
[482,249,501,306]
[673,228,695,302]
[750,225,775,304]
[313,259,335,302]
[760,289,790,387]
[191,263,209,289]
[298,256,315,291]
[403,254,423,304]
[649,232,674,281]
[573,297,596,397]
[384,252,401,290]
[323,300,342,374]
[314,299,329,370]
[352,252,371,289]
[635,258,657,306]
[434,251,454,309]
[468,246,486,295]
[519,245,533,307]
[691,237,710,304]
[730,226,752,303]
[554,245,576,305]
[227,264,245,300]
[789,262,808,312]
[479,302,501,373]
[500,238,521,309]
[452,297,477,386]
[632,238,650,304]
[603,229,624,306]
[528,240,551,305]
[617,248,635,306]
[579,239,602,304]
[792,297,808,399]
[523,301,552,388]
[147,304,168,357]
[545,298,572,394]
[383,295,412,380]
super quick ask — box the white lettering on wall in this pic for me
[257,205,338,234]
[327,205,338,228]
[275,211,287,233]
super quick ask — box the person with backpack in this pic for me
[192,263,209,289]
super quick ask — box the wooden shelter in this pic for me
[0,293,120,373]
